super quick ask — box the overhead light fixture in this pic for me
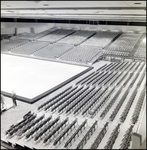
[7,10,14,12]
[134,3,141,4]
[6,5,11,7]
[95,11,104,13]
[43,4,49,6]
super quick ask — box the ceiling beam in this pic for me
[1,7,146,10]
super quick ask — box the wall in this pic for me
[54,23,146,32]
[1,22,146,36]
[1,22,54,35]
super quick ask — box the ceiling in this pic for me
[1,1,146,22]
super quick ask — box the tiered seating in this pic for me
[81,30,119,48]
[109,39,137,52]
[2,28,146,150]
[1,39,28,52]
[102,50,129,58]
[2,30,145,64]
[33,43,73,58]
[58,30,94,45]
[134,39,146,59]
[10,33,37,41]
[37,29,74,43]
[10,28,56,41]
[60,45,101,63]
[120,32,141,38]
[107,32,142,52]
[10,41,50,55]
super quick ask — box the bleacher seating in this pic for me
[33,43,73,58]
[10,41,50,55]
[81,30,119,48]
[102,50,129,58]
[58,30,95,45]
[2,28,146,149]
[134,38,146,59]
[1,39,28,52]
[106,32,142,52]
[60,45,102,63]
[37,29,74,43]
[1,30,145,64]
[10,28,56,41]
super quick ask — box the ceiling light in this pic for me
[7,10,14,12]
[95,11,104,13]
[43,4,49,6]
[134,3,141,4]
[6,5,11,7]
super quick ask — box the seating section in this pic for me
[34,61,146,119]
[58,30,95,45]
[10,41,50,55]
[1,39,28,52]
[4,60,146,149]
[1,30,145,64]
[37,29,74,43]
[10,28,56,41]
[60,45,102,63]
[106,32,142,52]
[5,111,109,149]
[33,43,73,58]
[2,28,146,149]
[76,61,141,86]
[134,38,146,59]
[102,50,129,58]
[81,30,119,48]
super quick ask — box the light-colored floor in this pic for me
[1,54,87,99]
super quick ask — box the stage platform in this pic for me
[1,54,89,103]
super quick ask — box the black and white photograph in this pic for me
[1,1,146,149]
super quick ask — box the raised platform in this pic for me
[1,54,90,103]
